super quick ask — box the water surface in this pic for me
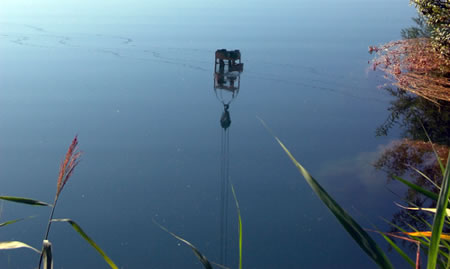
[0,1,421,268]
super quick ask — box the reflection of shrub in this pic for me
[375,139,448,186]
[375,87,450,146]
[375,139,448,228]
[370,38,450,104]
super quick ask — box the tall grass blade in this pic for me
[259,118,393,268]
[42,240,53,269]
[405,223,431,243]
[427,152,450,269]
[407,164,440,190]
[404,231,450,240]
[386,218,450,266]
[51,219,118,269]
[392,176,439,201]
[0,196,51,206]
[420,122,445,174]
[381,233,416,268]
[384,218,434,252]
[0,241,40,253]
[230,183,243,269]
[395,203,450,216]
[0,218,26,228]
[368,229,416,268]
[152,219,213,269]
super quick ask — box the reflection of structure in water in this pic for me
[214,49,244,130]
[221,104,231,130]
[214,49,243,267]
[214,49,244,95]
[215,49,243,69]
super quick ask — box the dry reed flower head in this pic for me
[56,136,81,197]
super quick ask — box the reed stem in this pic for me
[37,195,59,269]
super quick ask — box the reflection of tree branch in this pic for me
[401,15,432,40]
[376,88,450,146]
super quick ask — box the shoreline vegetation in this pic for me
[364,1,450,268]
[369,37,449,104]
[369,0,449,105]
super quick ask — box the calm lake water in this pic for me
[0,1,428,268]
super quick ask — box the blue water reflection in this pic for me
[0,1,420,268]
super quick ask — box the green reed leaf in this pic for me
[0,218,26,228]
[51,218,118,269]
[408,164,440,190]
[259,118,393,269]
[0,196,51,206]
[392,176,439,201]
[230,183,243,269]
[0,241,40,254]
[153,219,213,269]
[421,122,445,174]
[427,152,450,269]
[380,233,415,268]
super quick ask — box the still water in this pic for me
[0,0,425,268]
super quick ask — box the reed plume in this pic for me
[56,136,81,197]
[38,135,81,269]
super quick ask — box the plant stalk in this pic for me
[37,195,59,269]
